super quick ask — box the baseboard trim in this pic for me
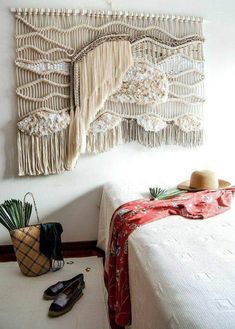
[62,240,97,250]
[0,240,104,262]
[0,244,14,254]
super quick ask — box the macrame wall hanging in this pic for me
[12,8,205,176]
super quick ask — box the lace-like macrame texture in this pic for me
[14,10,204,175]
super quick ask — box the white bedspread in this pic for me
[129,211,235,329]
[97,181,147,252]
[98,182,235,329]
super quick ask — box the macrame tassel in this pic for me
[86,120,203,154]
[17,130,68,176]
[86,124,123,153]
[66,108,78,170]
[67,39,133,168]
[121,121,204,147]
[78,39,133,149]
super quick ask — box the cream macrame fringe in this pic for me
[86,124,123,153]
[17,129,68,176]
[66,39,133,169]
[87,120,204,153]
[123,120,204,147]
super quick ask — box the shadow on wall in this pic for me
[45,186,103,242]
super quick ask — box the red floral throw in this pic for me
[105,189,235,327]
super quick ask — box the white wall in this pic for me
[0,0,235,245]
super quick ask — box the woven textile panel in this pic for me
[13,8,205,176]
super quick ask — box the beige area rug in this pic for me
[0,257,110,329]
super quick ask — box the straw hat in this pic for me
[177,170,231,191]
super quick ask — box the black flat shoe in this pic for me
[48,280,84,317]
[43,273,85,300]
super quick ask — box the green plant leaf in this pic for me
[24,203,32,226]
[0,206,16,231]
[0,199,33,231]
[149,187,186,200]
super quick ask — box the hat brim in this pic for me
[177,179,231,191]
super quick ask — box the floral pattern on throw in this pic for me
[110,61,169,105]
[105,189,235,327]
[18,111,70,137]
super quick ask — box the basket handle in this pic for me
[23,192,40,224]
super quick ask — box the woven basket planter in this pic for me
[10,225,50,277]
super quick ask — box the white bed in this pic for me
[98,182,235,329]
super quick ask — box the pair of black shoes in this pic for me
[43,273,85,317]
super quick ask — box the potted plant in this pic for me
[0,199,32,231]
[0,194,50,276]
